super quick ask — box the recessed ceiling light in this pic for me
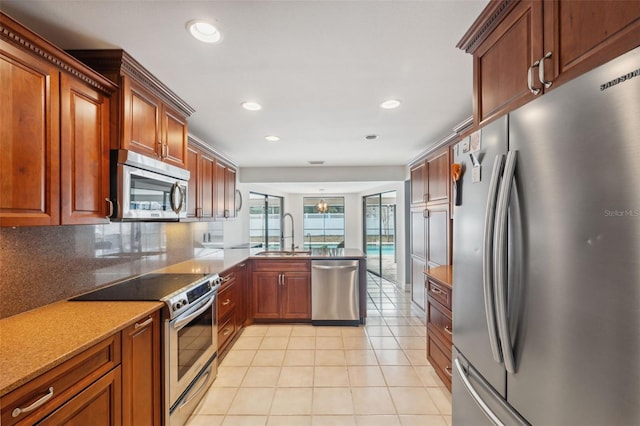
[365,134,378,140]
[380,99,401,109]
[265,135,280,142]
[241,101,262,111]
[186,20,222,44]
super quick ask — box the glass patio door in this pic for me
[249,192,282,250]
[363,191,397,282]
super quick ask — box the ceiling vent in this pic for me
[308,160,325,165]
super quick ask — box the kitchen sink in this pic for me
[255,250,311,257]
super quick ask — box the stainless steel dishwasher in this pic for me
[311,259,360,326]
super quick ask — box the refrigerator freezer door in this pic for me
[452,115,508,397]
[452,348,529,426]
[506,46,640,424]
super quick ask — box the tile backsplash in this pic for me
[0,221,223,319]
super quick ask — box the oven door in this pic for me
[165,291,218,407]
[117,163,188,220]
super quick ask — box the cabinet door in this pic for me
[123,77,161,158]
[38,366,122,426]
[162,104,188,168]
[0,44,60,226]
[225,167,237,218]
[121,312,160,426]
[426,147,450,205]
[252,271,280,319]
[186,146,199,218]
[474,0,543,124]
[409,161,427,205]
[60,73,110,225]
[542,0,640,89]
[411,256,426,310]
[281,272,311,319]
[235,263,248,325]
[200,153,216,219]
[426,204,450,268]
[214,162,226,219]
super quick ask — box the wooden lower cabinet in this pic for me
[251,260,311,321]
[218,267,240,356]
[425,273,453,391]
[121,311,160,426]
[39,366,122,426]
[0,310,160,426]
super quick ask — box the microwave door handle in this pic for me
[174,295,215,330]
[169,182,185,214]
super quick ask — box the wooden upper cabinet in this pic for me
[186,146,200,219]
[542,0,640,89]
[125,78,161,158]
[0,12,116,227]
[426,147,450,206]
[68,50,195,167]
[460,0,640,126]
[409,161,427,205]
[225,167,237,218]
[460,0,543,126]
[215,162,227,220]
[60,73,111,225]
[0,44,60,227]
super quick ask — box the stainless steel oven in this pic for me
[110,149,189,220]
[165,286,218,425]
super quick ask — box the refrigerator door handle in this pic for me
[494,150,518,374]
[483,155,505,363]
[454,357,506,426]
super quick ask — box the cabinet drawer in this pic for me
[1,334,121,426]
[426,279,451,310]
[220,268,236,287]
[218,281,237,320]
[218,313,237,352]
[427,333,452,390]
[427,300,452,345]
[252,260,310,272]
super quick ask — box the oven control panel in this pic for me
[165,273,221,317]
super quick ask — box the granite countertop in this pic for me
[0,300,163,397]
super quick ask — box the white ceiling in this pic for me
[2,0,486,165]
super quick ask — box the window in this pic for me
[249,192,283,250]
[303,197,345,249]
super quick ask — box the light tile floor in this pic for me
[188,274,451,426]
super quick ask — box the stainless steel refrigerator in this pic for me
[452,46,640,425]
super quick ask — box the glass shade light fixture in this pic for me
[316,199,328,213]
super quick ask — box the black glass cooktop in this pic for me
[72,273,209,302]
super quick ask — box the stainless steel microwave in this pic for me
[110,150,189,220]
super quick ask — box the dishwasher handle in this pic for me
[312,265,358,270]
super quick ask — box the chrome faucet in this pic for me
[281,213,295,251]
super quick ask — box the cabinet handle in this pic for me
[538,51,553,89]
[134,316,153,329]
[444,325,453,335]
[223,327,232,336]
[221,276,231,283]
[423,209,429,218]
[222,299,231,306]
[165,143,170,158]
[445,366,453,377]
[105,198,114,218]
[157,141,163,158]
[430,287,445,296]
[12,387,54,418]
[527,61,542,95]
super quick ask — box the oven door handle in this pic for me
[173,294,215,331]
